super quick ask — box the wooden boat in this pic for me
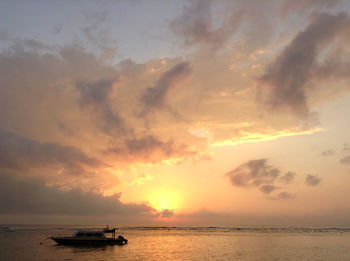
[51,227,128,246]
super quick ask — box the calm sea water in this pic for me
[1,225,350,260]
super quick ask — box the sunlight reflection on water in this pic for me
[1,226,350,260]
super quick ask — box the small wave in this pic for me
[120,226,350,233]
[0,226,11,231]
[1,225,350,233]
[0,225,67,232]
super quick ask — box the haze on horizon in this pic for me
[1,0,350,227]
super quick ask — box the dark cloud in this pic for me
[321,149,335,156]
[0,172,154,216]
[305,174,321,186]
[340,156,350,165]
[171,0,245,51]
[57,122,75,137]
[157,209,175,218]
[268,191,296,200]
[82,9,109,44]
[278,191,296,199]
[0,32,52,51]
[225,159,280,187]
[141,62,192,116]
[312,51,350,81]
[343,143,350,152]
[279,171,296,184]
[170,0,278,57]
[77,77,118,108]
[117,59,147,77]
[81,9,118,60]
[258,12,350,118]
[76,77,127,135]
[226,159,300,198]
[0,127,102,175]
[52,24,63,34]
[107,135,198,163]
[280,0,343,16]
[15,38,52,51]
[260,184,277,194]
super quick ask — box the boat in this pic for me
[51,227,128,246]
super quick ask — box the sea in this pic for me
[1,225,350,261]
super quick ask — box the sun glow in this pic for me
[211,128,324,146]
[147,189,182,212]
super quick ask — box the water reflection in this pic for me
[53,244,111,253]
[2,227,350,261]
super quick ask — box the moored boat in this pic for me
[51,227,128,246]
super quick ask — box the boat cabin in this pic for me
[73,231,105,238]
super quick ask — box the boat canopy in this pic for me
[104,228,116,233]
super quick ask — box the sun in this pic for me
[147,189,182,212]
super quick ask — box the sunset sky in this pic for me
[1,0,350,226]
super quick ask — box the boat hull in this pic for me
[51,237,127,246]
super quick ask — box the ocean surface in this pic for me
[1,225,350,260]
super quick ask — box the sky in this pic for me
[1,0,350,226]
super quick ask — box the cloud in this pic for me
[0,40,206,183]
[321,149,335,156]
[260,184,277,194]
[0,171,154,216]
[57,122,75,137]
[2,1,350,225]
[305,174,321,186]
[175,208,237,226]
[340,156,350,165]
[0,32,53,51]
[170,0,245,52]
[279,171,296,184]
[130,173,153,186]
[0,43,120,140]
[267,191,296,200]
[278,191,296,199]
[80,9,118,60]
[0,25,331,177]
[107,135,198,164]
[171,207,350,227]
[225,159,280,187]
[0,127,103,176]
[52,24,63,34]
[258,12,350,118]
[141,61,192,116]
[157,209,175,218]
[225,159,300,197]
[343,143,350,152]
[77,77,118,109]
[280,0,343,16]
[170,0,277,57]
[76,77,127,135]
